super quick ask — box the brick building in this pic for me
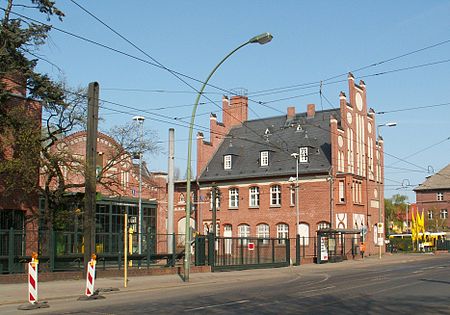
[192,74,385,257]
[0,75,41,255]
[44,131,167,253]
[414,164,450,231]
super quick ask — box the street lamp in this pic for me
[133,115,145,255]
[377,122,396,259]
[290,152,300,265]
[184,32,273,281]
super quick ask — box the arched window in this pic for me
[257,223,270,244]
[277,223,289,244]
[317,221,330,230]
[238,224,250,245]
[299,223,310,246]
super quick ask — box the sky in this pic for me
[4,0,450,202]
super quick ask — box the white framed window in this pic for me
[238,224,250,246]
[257,224,270,244]
[428,210,433,220]
[299,223,310,245]
[277,223,289,244]
[224,155,232,170]
[437,192,444,201]
[440,209,448,219]
[338,181,345,203]
[210,190,220,210]
[299,147,308,163]
[270,185,281,206]
[260,151,269,166]
[290,186,296,206]
[229,188,239,208]
[249,187,260,207]
[318,222,330,230]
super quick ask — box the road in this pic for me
[3,254,450,314]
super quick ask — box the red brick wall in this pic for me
[415,190,450,228]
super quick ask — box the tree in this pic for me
[1,1,160,231]
[385,194,408,234]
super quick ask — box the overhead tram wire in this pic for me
[63,3,288,153]
[248,36,450,97]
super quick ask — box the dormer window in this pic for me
[224,155,232,170]
[260,151,269,166]
[299,147,308,163]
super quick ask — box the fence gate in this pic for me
[198,234,290,271]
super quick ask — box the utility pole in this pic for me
[212,185,218,237]
[329,166,334,229]
[84,82,99,271]
[167,128,175,253]
[132,116,145,255]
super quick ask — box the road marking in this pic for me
[184,300,250,312]
[293,285,336,297]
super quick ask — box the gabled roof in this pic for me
[414,163,450,191]
[199,108,340,182]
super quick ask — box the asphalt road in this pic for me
[6,255,450,314]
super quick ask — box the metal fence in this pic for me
[0,228,186,274]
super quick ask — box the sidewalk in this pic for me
[0,252,442,307]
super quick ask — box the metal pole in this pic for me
[378,125,382,260]
[168,128,175,254]
[406,203,409,233]
[184,33,273,282]
[138,123,143,255]
[124,213,128,288]
[295,157,299,238]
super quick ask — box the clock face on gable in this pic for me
[355,93,363,111]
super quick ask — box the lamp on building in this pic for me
[377,122,397,259]
[184,32,273,282]
[132,115,145,255]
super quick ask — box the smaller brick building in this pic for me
[414,164,450,231]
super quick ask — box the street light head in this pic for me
[249,32,273,45]
[378,122,397,128]
[291,152,299,158]
[133,116,145,122]
[288,177,296,182]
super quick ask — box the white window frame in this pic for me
[238,224,250,246]
[270,185,281,206]
[338,181,345,203]
[257,224,270,244]
[210,191,220,210]
[299,147,308,163]
[440,209,448,219]
[318,222,330,230]
[224,155,232,170]
[249,186,260,207]
[277,223,289,244]
[290,186,295,206]
[299,223,310,245]
[437,192,444,201]
[428,210,433,220]
[260,151,269,166]
[229,188,239,208]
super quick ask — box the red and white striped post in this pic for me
[85,253,96,297]
[18,252,49,310]
[28,252,39,304]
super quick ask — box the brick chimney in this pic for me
[287,106,296,119]
[307,104,315,118]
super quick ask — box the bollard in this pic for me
[18,252,49,310]
[78,254,105,300]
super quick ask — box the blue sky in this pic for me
[5,0,450,201]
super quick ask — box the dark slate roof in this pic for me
[414,163,450,191]
[199,108,340,182]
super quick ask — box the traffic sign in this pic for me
[248,242,255,251]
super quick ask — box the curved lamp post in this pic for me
[184,32,273,281]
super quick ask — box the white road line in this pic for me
[184,300,250,312]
